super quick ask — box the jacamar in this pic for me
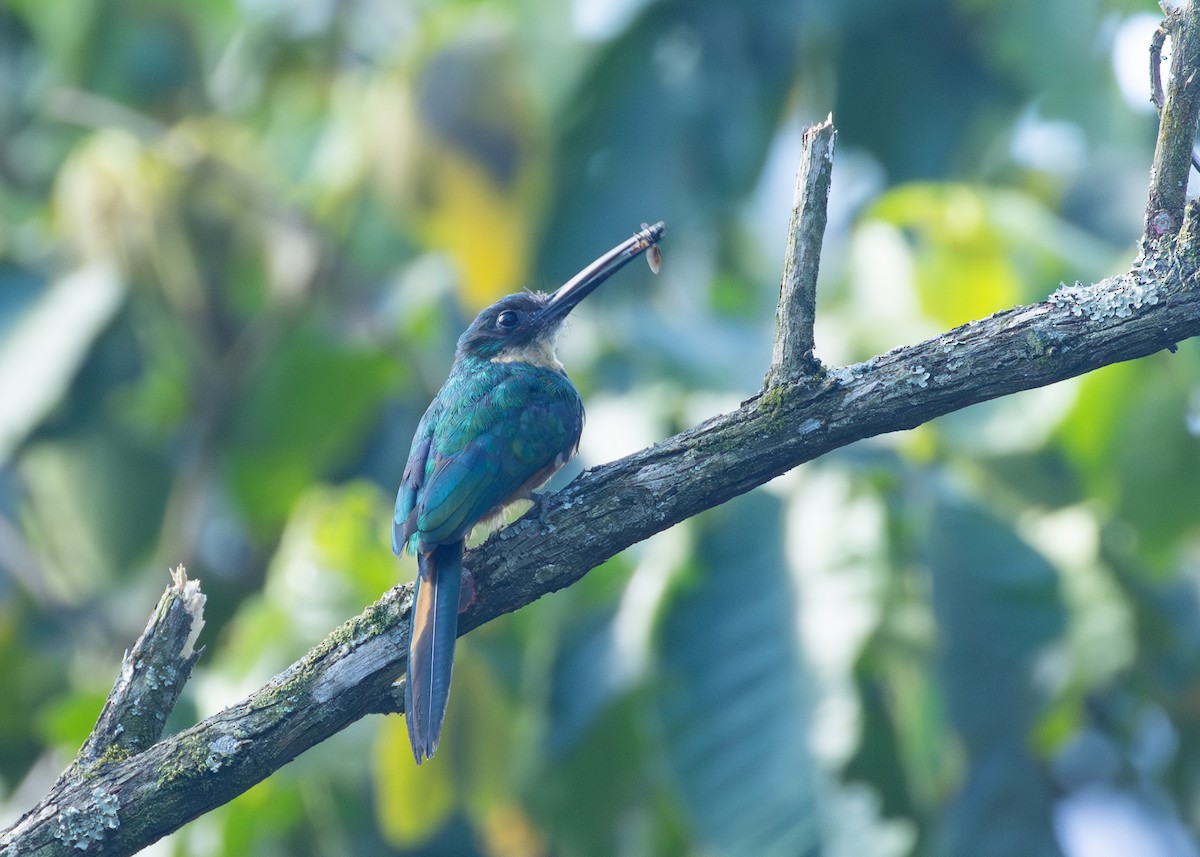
[394,221,666,763]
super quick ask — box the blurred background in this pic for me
[0,0,1197,854]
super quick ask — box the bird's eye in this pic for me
[496,310,520,330]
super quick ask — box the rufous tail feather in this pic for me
[404,541,463,763]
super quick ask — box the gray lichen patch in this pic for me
[907,366,930,388]
[204,734,241,772]
[1049,279,1161,322]
[51,786,120,850]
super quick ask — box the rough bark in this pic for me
[766,114,835,384]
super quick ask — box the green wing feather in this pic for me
[393,360,582,553]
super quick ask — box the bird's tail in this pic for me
[405,541,463,764]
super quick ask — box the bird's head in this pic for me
[455,221,664,367]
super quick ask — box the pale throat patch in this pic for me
[490,333,564,370]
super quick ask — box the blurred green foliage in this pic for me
[0,0,1197,855]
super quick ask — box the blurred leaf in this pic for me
[540,0,804,280]
[211,481,401,687]
[0,601,70,783]
[0,8,40,141]
[53,128,171,266]
[0,262,42,338]
[375,36,547,310]
[306,481,398,601]
[653,492,820,857]
[1058,361,1137,480]
[925,491,1065,725]
[206,593,299,685]
[423,151,539,310]
[212,778,306,856]
[20,428,171,595]
[78,0,202,117]
[835,0,1013,182]
[923,491,1066,857]
[0,264,124,463]
[476,801,548,857]
[955,0,1110,125]
[36,685,110,752]
[875,185,1017,326]
[226,326,400,534]
[451,647,525,845]
[1113,563,1200,698]
[847,636,958,824]
[373,714,456,847]
[1057,358,1200,566]
[869,183,1115,328]
[844,653,922,820]
[525,692,657,857]
[544,608,622,757]
[975,447,1081,510]
[107,302,194,440]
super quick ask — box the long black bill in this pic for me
[539,221,666,323]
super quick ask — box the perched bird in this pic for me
[394,221,666,763]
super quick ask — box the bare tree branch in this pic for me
[0,582,412,856]
[74,566,205,771]
[1145,1,1200,239]
[1151,22,1168,112]
[766,115,836,385]
[6,4,1200,855]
